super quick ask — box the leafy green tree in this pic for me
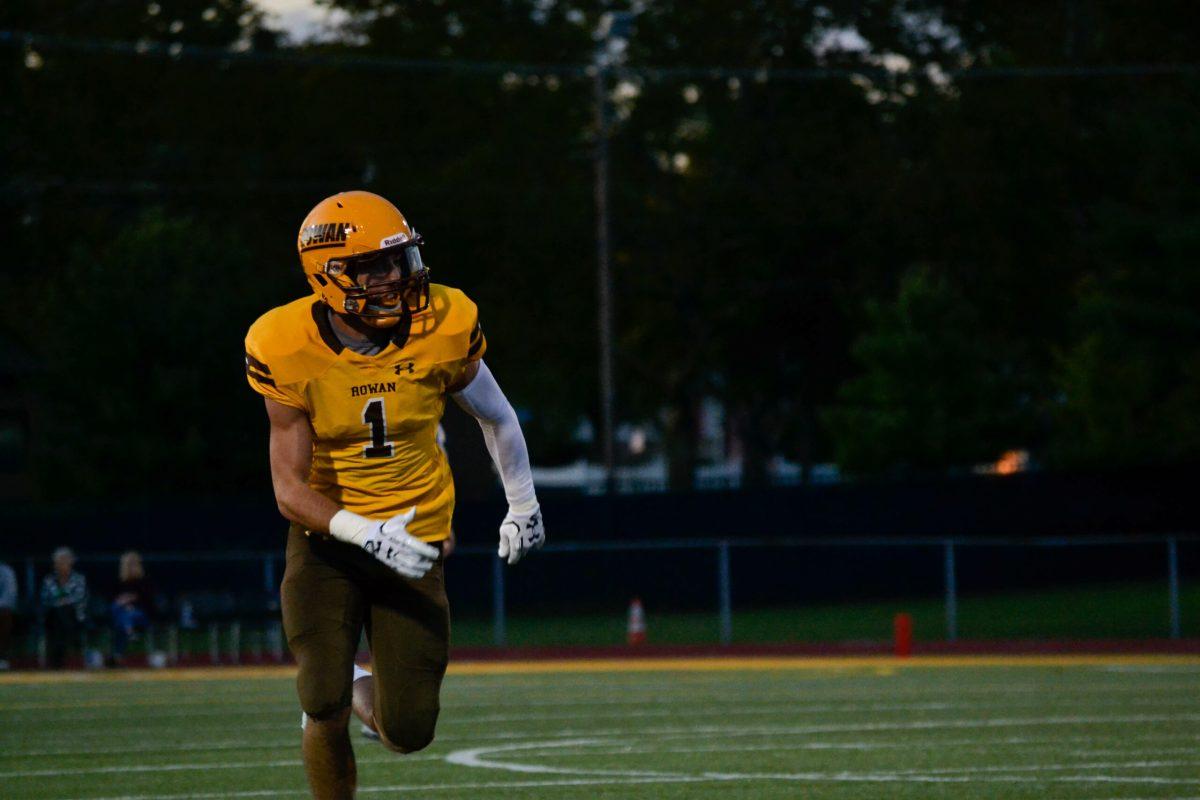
[1049,259,1200,467]
[25,210,276,498]
[6,0,1200,502]
[822,265,1031,475]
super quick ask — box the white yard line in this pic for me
[8,695,1197,725]
[7,711,1200,756]
[0,753,441,779]
[54,776,715,800]
[0,740,301,759]
[638,712,1200,741]
[8,730,1197,761]
[54,772,1200,800]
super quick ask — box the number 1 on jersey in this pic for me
[362,397,394,458]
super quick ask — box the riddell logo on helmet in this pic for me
[380,232,410,248]
[299,222,355,252]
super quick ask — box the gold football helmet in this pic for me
[297,191,430,321]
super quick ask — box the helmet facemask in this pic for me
[324,237,431,320]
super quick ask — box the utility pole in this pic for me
[593,10,633,495]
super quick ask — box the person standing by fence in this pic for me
[40,547,88,668]
[0,559,17,670]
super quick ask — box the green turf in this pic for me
[450,581,1200,646]
[1,661,1198,799]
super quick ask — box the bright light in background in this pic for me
[256,0,348,43]
[975,449,1031,476]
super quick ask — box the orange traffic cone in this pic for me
[626,597,647,646]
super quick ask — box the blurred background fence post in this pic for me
[1168,536,1181,640]
[262,555,275,595]
[944,540,959,642]
[717,540,733,645]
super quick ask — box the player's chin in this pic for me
[359,313,404,329]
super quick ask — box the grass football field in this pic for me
[2,656,1199,800]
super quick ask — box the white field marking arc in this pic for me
[446,739,1200,786]
[518,738,1200,759]
[7,730,1196,762]
[15,731,1198,786]
[447,739,681,777]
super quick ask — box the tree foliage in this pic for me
[823,266,1031,475]
[2,1,1199,499]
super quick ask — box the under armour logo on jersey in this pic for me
[393,361,415,375]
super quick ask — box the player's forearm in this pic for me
[451,361,538,512]
[480,410,537,512]
[273,479,339,533]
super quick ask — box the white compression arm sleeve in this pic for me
[451,361,538,513]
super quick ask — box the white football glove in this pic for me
[329,507,439,579]
[498,503,545,565]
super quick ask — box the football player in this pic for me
[245,191,544,799]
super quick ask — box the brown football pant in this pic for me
[281,525,449,753]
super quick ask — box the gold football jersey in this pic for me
[244,283,487,542]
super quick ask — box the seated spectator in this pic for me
[40,547,87,669]
[110,551,155,664]
[0,559,16,669]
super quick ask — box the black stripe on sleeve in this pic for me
[467,333,486,357]
[245,352,272,374]
[246,365,277,387]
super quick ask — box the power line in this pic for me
[1,29,587,77]
[3,29,1199,82]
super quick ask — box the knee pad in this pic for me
[295,655,352,718]
[377,706,440,754]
